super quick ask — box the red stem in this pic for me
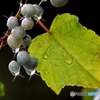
[0,38,3,41]
[37,20,52,35]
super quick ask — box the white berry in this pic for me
[8,60,21,76]
[50,0,69,7]
[33,4,44,20]
[21,4,36,17]
[23,56,38,76]
[17,51,30,65]
[21,18,34,30]
[22,35,32,46]
[7,34,22,49]
[11,26,26,39]
[6,16,19,29]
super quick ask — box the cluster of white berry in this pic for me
[7,3,44,79]
[6,0,69,80]
[7,3,44,52]
[8,51,38,80]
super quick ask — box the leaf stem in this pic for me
[37,20,52,35]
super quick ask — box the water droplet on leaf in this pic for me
[63,52,73,65]
[65,57,73,65]
[43,54,49,59]
[45,70,49,75]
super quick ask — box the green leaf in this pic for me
[28,13,100,94]
[0,82,5,97]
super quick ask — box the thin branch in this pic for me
[0,0,23,49]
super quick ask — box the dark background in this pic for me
[0,0,99,100]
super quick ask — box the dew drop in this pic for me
[45,70,49,75]
[65,57,73,65]
[63,52,73,65]
[43,54,49,60]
